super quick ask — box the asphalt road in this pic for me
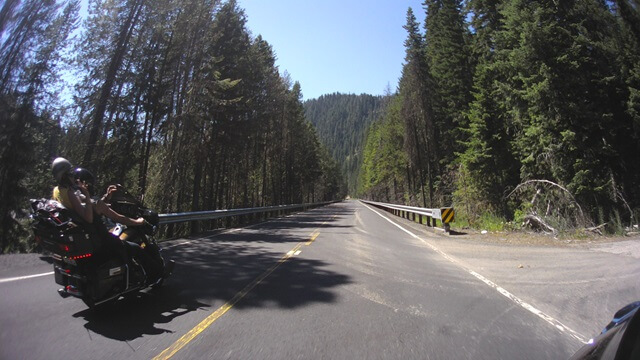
[1,200,638,359]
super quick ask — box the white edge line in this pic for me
[360,201,588,344]
[0,271,54,284]
[0,208,329,284]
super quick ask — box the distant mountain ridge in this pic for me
[304,93,388,195]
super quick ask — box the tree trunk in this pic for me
[83,0,145,167]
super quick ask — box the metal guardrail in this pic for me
[158,201,337,225]
[361,200,455,232]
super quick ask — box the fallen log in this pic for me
[523,214,557,235]
[585,223,607,235]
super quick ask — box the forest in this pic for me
[0,0,344,253]
[304,93,387,196]
[360,0,640,234]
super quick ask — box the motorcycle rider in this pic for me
[73,168,145,228]
[51,157,162,283]
[74,167,170,281]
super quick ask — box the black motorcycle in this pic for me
[30,185,172,308]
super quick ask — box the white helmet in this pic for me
[52,157,73,183]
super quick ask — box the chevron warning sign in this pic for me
[441,208,455,223]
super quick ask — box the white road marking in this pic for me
[360,201,588,344]
[0,272,54,284]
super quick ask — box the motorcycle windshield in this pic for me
[107,184,142,207]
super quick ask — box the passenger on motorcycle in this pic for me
[51,157,162,283]
[52,157,94,223]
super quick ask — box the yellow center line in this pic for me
[154,213,339,360]
[153,240,306,360]
[306,232,320,245]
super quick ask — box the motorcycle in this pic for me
[30,185,172,308]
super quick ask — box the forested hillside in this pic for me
[304,93,386,195]
[0,0,343,253]
[360,0,640,234]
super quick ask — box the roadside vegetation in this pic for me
[358,0,640,237]
[0,0,344,253]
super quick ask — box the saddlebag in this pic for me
[30,199,95,256]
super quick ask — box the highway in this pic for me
[1,201,639,359]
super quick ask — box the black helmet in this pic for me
[73,168,95,186]
[52,157,73,183]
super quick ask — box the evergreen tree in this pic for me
[304,93,384,195]
[398,7,438,206]
[497,0,634,222]
[456,0,519,219]
[0,0,77,253]
[359,95,408,202]
[615,0,640,213]
[424,0,473,169]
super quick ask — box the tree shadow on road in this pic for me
[71,215,352,342]
[167,233,352,310]
[73,286,209,341]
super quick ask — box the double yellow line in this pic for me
[154,226,328,360]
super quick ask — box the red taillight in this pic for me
[58,244,70,252]
[69,253,92,260]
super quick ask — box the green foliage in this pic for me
[358,95,408,202]
[424,0,473,167]
[495,0,637,220]
[0,0,76,253]
[457,0,518,217]
[304,93,385,196]
[357,1,640,233]
[1,0,344,251]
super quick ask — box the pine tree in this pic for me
[359,95,408,202]
[399,7,436,206]
[497,0,634,222]
[456,0,519,218]
[615,0,640,213]
[424,0,473,169]
[0,0,78,253]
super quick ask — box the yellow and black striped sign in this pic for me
[441,208,455,223]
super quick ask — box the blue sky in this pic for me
[237,1,426,100]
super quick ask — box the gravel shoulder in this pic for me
[394,217,640,339]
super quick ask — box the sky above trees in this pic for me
[238,0,425,100]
